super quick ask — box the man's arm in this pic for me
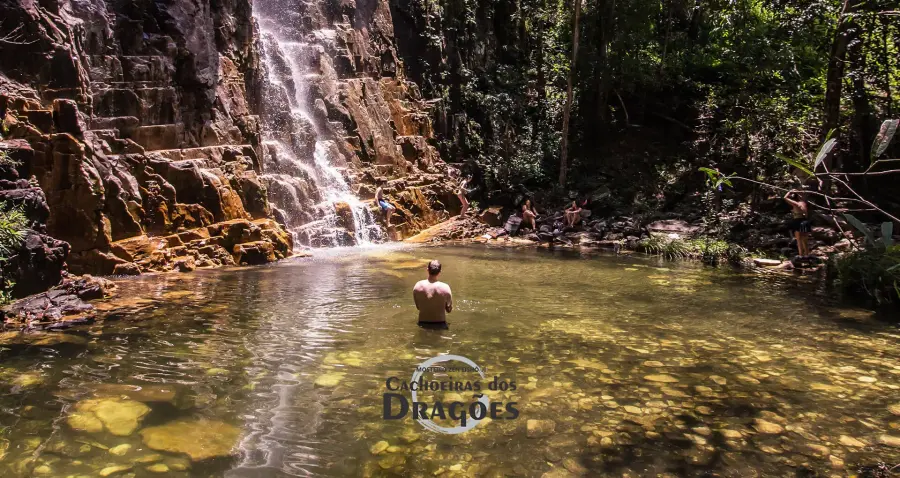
[413,284,421,310]
[444,286,453,313]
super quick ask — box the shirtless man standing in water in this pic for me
[413,260,452,329]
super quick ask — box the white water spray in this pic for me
[254,16,382,247]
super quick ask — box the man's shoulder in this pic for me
[435,281,452,293]
[413,280,428,289]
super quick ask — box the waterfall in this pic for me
[254,14,383,247]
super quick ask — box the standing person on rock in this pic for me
[413,260,452,330]
[784,189,811,258]
[375,186,395,226]
[450,168,470,217]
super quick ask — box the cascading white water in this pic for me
[254,16,382,247]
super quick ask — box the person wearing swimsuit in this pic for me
[522,199,538,230]
[564,201,582,228]
[784,189,811,257]
[375,186,395,225]
[456,176,470,217]
[413,260,452,330]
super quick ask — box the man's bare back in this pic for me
[413,260,452,323]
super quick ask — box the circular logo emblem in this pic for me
[410,354,489,434]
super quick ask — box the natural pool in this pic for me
[0,245,899,477]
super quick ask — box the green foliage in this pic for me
[0,204,27,305]
[0,279,14,306]
[0,205,27,257]
[698,168,735,188]
[835,215,899,304]
[0,150,21,169]
[835,245,900,304]
[639,235,746,264]
[813,136,836,170]
[843,214,893,249]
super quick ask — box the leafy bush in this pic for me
[835,217,900,304]
[0,149,21,168]
[0,205,27,257]
[0,204,28,305]
[639,235,746,264]
[835,246,900,305]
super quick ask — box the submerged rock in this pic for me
[314,372,346,387]
[140,418,240,461]
[11,372,44,389]
[643,374,679,383]
[99,464,132,477]
[752,419,783,434]
[68,398,151,436]
[369,441,389,455]
[838,435,866,447]
[526,419,556,438]
[90,383,179,405]
[877,434,900,447]
[108,443,131,456]
[146,463,170,473]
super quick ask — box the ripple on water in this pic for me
[0,246,898,477]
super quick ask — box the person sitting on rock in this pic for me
[564,200,582,228]
[375,186,395,225]
[522,199,538,231]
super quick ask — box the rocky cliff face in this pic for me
[252,0,459,244]
[0,0,289,290]
[0,0,459,296]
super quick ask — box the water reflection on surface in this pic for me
[0,245,899,477]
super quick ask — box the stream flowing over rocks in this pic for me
[0,0,461,304]
[0,246,897,476]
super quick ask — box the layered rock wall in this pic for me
[0,0,462,296]
[0,0,291,289]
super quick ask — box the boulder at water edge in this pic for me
[139,418,241,461]
[67,398,151,436]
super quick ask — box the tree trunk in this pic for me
[559,0,582,187]
[597,0,615,124]
[881,18,893,117]
[848,18,872,169]
[535,0,547,137]
[659,0,673,75]
[822,1,852,145]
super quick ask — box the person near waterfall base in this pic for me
[450,168,470,217]
[375,186,395,225]
[413,260,452,330]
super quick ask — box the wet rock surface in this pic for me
[2,275,115,328]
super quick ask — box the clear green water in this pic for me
[1,245,899,477]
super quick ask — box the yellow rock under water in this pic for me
[67,412,104,434]
[314,372,346,387]
[140,418,240,461]
[12,373,44,389]
[69,398,151,436]
[643,374,679,383]
[99,465,132,477]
